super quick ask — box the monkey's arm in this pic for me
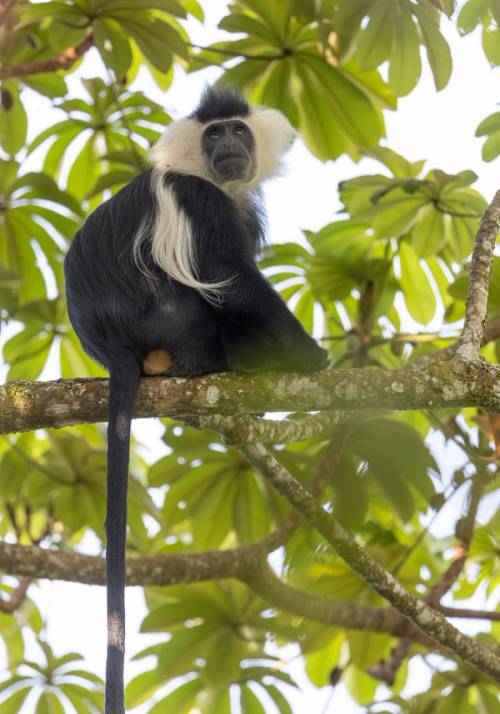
[212,263,328,371]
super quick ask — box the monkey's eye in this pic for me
[208,129,220,140]
[233,124,246,135]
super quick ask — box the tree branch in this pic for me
[369,468,488,684]
[0,541,473,647]
[0,540,263,586]
[243,562,440,648]
[438,606,500,621]
[414,317,500,366]
[240,441,500,684]
[0,34,93,81]
[455,190,500,362]
[181,411,346,444]
[1,359,499,435]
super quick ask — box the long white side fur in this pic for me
[133,171,229,302]
[137,106,295,299]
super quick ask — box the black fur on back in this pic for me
[190,85,250,123]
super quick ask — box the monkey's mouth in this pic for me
[214,155,249,179]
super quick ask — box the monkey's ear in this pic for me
[150,118,206,177]
[247,108,296,183]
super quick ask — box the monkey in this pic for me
[64,86,328,713]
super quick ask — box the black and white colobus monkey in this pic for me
[64,86,328,713]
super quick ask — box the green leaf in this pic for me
[27,120,81,156]
[483,25,500,65]
[457,0,489,35]
[240,683,266,714]
[160,626,218,678]
[115,16,183,71]
[93,18,133,76]
[125,669,166,708]
[200,687,232,714]
[347,631,391,668]
[399,241,436,324]
[148,678,202,714]
[372,195,426,239]
[412,205,446,257]
[234,472,271,544]
[298,52,384,151]
[67,135,98,199]
[413,3,452,90]
[219,12,276,41]
[86,169,138,197]
[191,475,235,547]
[0,82,27,155]
[264,684,293,714]
[355,0,393,70]
[35,691,65,714]
[0,686,31,713]
[389,2,421,96]
[305,633,342,687]
[23,75,67,98]
[344,418,437,521]
[345,665,378,705]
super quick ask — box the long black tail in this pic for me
[105,350,141,714]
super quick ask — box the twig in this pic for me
[414,317,500,366]
[455,189,500,362]
[438,606,500,621]
[0,34,93,80]
[0,577,30,613]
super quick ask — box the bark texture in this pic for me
[1,359,498,435]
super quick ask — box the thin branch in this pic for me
[182,411,347,444]
[240,441,500,684]
[2,360,499,435]
[414,317,500,366]
[455,189,500,362]
[0,34,93,80]
[367,640,412,685]
[0,577,30,613]
[438,606,500,621]
[427,471,486,605]
[369,468,487,685]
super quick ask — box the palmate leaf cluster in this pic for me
[0,1,499,713]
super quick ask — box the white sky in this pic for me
[1,1,500,712]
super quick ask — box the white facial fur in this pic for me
[150,107,296,189]
[137,105,295,299]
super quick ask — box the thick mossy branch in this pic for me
[1,359,499,435]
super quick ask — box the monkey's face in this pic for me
[202,119,256,184]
